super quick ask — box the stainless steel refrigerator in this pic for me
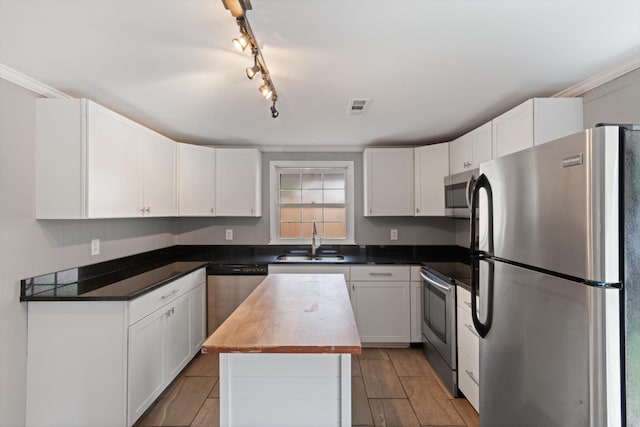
[470,125,640,427]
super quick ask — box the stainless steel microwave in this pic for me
[444,168,478,218]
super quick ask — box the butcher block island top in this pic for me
[202,273,361,354]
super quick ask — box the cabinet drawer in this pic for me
[458,351,480,412]
[457,309,479,366]
[350,265,410,281]
[457,285,477,313]
[410,265,421,282]
[129,268,205,325]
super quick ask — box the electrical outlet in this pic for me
[390,229,398,240]
[90,239,100,256]
[225,229,233,240]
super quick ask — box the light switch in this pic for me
[390,229,398,240]
[225,229,233,240]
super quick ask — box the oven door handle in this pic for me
[420,271,453,294]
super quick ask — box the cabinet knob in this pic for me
[210,208,214,214]
[416,208,420,213]
[369,208,372,214]
[140,208,145,214]
[145,207,151,214]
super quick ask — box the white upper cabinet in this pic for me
[215,148,262,217]
[492,98,583,159]
[414,143,449,216]
[36,99,177,219]
[84,102,141,218]
[177,143,216,216]
[363,148,414,216]
[140,129,177,217]
[449,121,492,175]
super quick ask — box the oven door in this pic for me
[421,269,456,369]
[444,169,478,218]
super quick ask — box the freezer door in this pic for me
[479,260,621,427]
[479,126,620,284]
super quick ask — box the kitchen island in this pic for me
[202,273,361,427]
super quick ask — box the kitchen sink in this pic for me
[276,254,345,262]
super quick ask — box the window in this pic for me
[270,161,354,244]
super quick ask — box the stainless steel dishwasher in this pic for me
[206,264,268,335]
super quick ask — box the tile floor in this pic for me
[135,347,479,427]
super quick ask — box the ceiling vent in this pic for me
[347,98,371,116]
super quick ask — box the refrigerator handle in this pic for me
[470,173,494,338]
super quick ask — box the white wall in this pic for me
[177,151,457,246]
[0,78,176,427]
[583,67,640,128]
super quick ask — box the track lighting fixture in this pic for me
[222,0,280,118]
[245,56,260,79]
[232,33,250,52]
[259,82,273,100]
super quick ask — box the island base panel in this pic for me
[220,353,352,427]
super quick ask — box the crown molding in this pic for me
[258,144,366,153]
[553,54,640,98]
[0,63,71,99]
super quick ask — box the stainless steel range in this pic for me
[420,262,471,397]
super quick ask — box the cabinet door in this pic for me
[165,294,192,381]
[141,130,177,217]
[178,144,216,216]
[215,148,262,216]
[470,121,492,168]
[410,281,422,343]
[350,281,410,343]
[86,101,141,218]
[363,148,414,216]
[492,99,534,159]
[449,135,472,175]
[414,143,449,216]
[128,307,165,425]
[189,284,206,354]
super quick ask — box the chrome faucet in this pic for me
[311,221,321,256]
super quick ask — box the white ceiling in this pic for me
[1,0,639,149]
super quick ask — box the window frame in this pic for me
[269,160,355,245]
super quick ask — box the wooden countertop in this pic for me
[202,274,361,354]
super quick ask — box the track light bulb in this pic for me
[232,34,250,51]
[246,64,260,79]
[270,103,279,119]
[259,84,273,100]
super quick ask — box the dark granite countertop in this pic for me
[21,261,208,301]
[21,245,469,302]
[421,261,472,291]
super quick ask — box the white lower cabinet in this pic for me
[128,305,166,423]
[25,268,207,427]
[270,264,417,345]
[457,285,480,412]
[410,266,422,343]
[350,266,410,343]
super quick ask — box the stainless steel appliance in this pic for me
[420,263,469,397]
[444,168,479,218]
[470,125,640,426]
[206,264,268,335]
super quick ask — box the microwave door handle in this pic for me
[420,272,452,294]
[465,174,474,209]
